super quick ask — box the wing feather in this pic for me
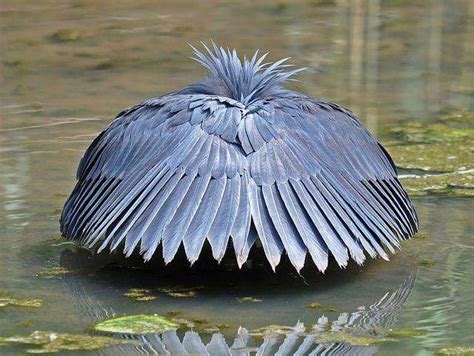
[61,88,417,272]
[261,183,307,272]
[248,180,284,271]
[231,174,253,266]
[207,176,241,262]
[182,177,227,264]
[304,177,366,264]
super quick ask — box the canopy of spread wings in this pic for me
[60,91,418,273]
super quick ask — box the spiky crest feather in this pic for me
[190,42,305,105]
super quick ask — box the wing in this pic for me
[61,90,418,273]
[60,93,256,266]
[243,93,419,272]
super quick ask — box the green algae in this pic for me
[123,288,157,302]
[0,331,132,353]
[390,123,473,144]
[134,296,157,302]
[439,109,474,125]
[158,286,201,298]
[169,317,214,330]
[315,332,395,346]
[384,328,428,337]
[94,315,178,335]
[413,233,428,240]
[49,29,82,43]
[307,302,337,312]
[36,267,71,278]
[202,326,220,333]
[388,142,473,173]
[0,292,42,308]
[171,318,196,328]
[384,110,474,197]
[436,346,474,355]
[250,324,298,337]
[400,171,474,197]
[166,291,197,298]
[217,324,230,329]
[16,320,33,329]
[237,297,263,303]
[388,108,474,144]
[419,259,438,266]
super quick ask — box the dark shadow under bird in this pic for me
[60,42,419,274]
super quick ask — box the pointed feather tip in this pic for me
[236,257,245,269]
[315,259,328,274]
[351,252,366,266]
[188,257,198,267]
[215,253,225,265]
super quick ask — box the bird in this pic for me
[60,42,419,273]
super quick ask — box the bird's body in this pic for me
[60,44,418,273]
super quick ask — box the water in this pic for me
[1,1,473,354]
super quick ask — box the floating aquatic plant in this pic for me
[158,286,201,298]
[171,318,196,328]
[250,324,300,337]
[36,267,71,278]
[0,292,42,308]
[237,297,262,303]
[399,171,473,197]
[94,315,178,334]
[390,122,473,144]
[385,109,474,197]
[389,143,473,173]
[0,331,132,353]
[436,346,474,355]
[384,328,428,337]
[418,259,438,266]
[315,331,395,346]
[307,302,337,312]
[49,29,82,43]
[123,288,157,302]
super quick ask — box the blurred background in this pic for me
[0,1,473,355]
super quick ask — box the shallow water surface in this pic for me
[0,1,473,354]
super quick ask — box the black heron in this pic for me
[60,43,419,273]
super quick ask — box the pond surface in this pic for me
[0,1,473,354]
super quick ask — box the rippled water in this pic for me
[1,1,473,354]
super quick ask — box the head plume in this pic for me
[190,41,304,105]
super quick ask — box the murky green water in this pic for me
[1,1,473,354]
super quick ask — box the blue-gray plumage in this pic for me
[60,42,419,273]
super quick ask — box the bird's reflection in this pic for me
[60,246,417,355]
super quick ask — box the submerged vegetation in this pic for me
[123,288,157,302]
[0,331,132,354]
[436,346,474,355]
[386,109,473,196]
[0,291,42,308]
[94,315,178,334]
[306,302,337,312]
[384,328,428,337]
[157,286,202,298]
[315,331,395,346]
[237,296,263,303]
[36,267,71,278]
